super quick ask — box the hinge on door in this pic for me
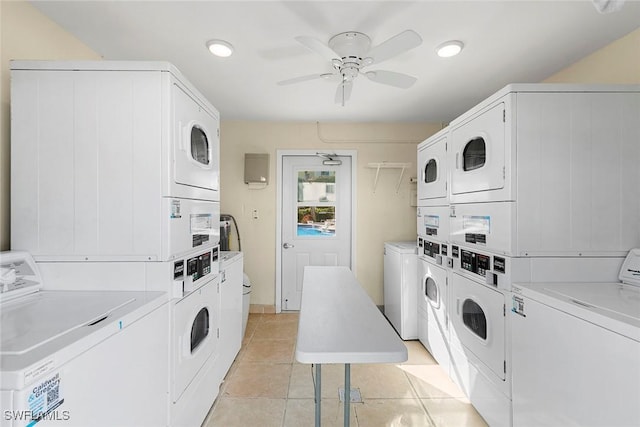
[217,128,220,137]
[504,360,506,374]
[217,328,220,339]
[503,110,506,122]
[503,304,506,316]
[503,166,506,179]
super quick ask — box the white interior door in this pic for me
[281,155,352,311]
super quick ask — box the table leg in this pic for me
[344,363,350,427]
[315,363,321,427]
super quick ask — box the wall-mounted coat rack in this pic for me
[366,162,412,193]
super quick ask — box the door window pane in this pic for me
[297,206,335,236]
[298,171,336,202]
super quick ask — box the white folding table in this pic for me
[296,266,408,427]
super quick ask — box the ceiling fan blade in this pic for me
[295,36,342,63]
[335,81,353,106]
[365,70,417,89]
[277,73,335,86]
[367,30,422,65]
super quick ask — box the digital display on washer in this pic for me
[461,249,491,277]
[423,240,440,259]
[186,251,211,281]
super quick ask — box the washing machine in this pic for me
[448,244,512,427]
[417,242,452,372]
[0,251,169,427]
[383,242,418,340]
[510,249,640,427]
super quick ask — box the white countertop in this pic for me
[296,266,407,364]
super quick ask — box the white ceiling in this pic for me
[30,1,640,123]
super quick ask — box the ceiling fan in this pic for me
[277,30,422,106]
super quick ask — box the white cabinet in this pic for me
[217,251,243,382]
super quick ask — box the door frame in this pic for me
[275,149,357,313]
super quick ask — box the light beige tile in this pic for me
[205,397,285,427]
[422,398,489,427]
[283,398,357,427]
[288,363,316,398]
[222,362,291,398]
[242,338,295,363]
[243,316,260,341]
[401,364,467,399]
[253,320,298,340]
[262,312,300,323]
[354,398,433,427]
[403,340,438,365]
[352,364,416,399]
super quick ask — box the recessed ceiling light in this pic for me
[206,39,234,57]
[436,40,464,58]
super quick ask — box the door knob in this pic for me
[283,243,295,249]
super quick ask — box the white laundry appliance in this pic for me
[9,60,225,427]
[10,60,221,263]
[447,84,639,257]
[448,244,511,427]
[510,249,640,427]
[417,236,452,373]
[417,126,449,207]
[383,242,418,340]
[0,251,169,427]
[217,252,244,383]
[447,241,627,427]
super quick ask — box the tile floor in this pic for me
[202,313,488,427]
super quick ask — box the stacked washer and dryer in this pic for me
[416,126,453,373]
[5,61,237,426]
[417,84,640,427]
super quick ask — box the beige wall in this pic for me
[544,27,640,84]
[0,0,101,251]
[220,121,440,305]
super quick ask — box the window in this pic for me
[297,170,336,237]
[463,137,486,171]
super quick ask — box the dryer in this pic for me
[511,249,640,427]
[10,60,221,262]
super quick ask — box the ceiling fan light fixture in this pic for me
[436,40,464,58]
[206,39,234,57]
